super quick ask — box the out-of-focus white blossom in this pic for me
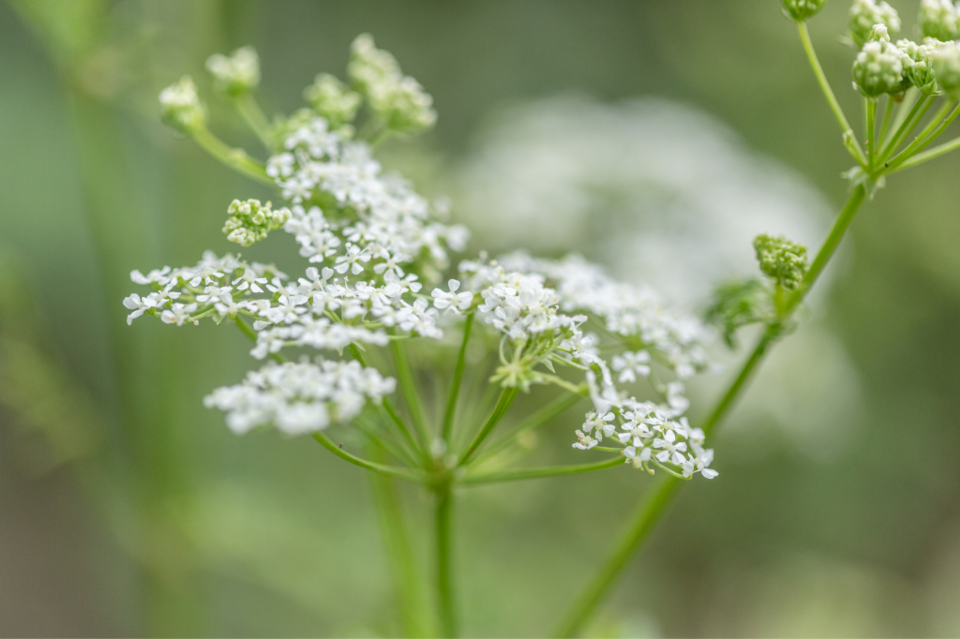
[159,76,206,133]
[203,358,395,435]
[206,46,260,96]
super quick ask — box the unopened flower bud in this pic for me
[898,38,942,94]
[753,234,809,291]
[222,199,290,246]
[347,33,437,135]
[853,39,906,96]
[932,41,960,99]
[918,0,960,42]
[206,46,260,96]
[781,0,828,21]
[303,73,362,128]
[159,76,207,133]
[849,0,901,47]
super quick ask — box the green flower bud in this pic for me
[848,0,901,47]
[303,73,362,128]
[781,0,828,21]
[897,38,942,94]
[347,33,437,135]
[853,39,906,96]
[159,76,207,133]
[753,234,809,291]
[931,41,960,99]
[222,199,290,247]
[206,46,260,96]
[918,0,960,42]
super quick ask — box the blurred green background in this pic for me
[2,0,960,636]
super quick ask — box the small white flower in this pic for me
[161,302,198,326]
[431,279,473,314]
[612,350,651,383]
[572,429,599,450]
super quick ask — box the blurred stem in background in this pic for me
[5,0,239,634]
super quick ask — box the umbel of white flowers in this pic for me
[137,35,721,480]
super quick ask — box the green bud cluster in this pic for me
[782,0,828,21]
[931,41,960,99]
[753,234,809,291]
[303,73,362,128]
[848,0,901,47]
[853,28,906,97]
[206,46,261,96]
[918,0,960,42]
[348,34,437,135]
[222,199,290,247]
[159,76,207,133]
[897,38,942,95]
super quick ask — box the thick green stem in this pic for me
[797,22,866,165]
[435,484,457,637]
[191,126,274,185]
[786,183,867,312]
[442,314,474,443]
[390,339,433,451]
[555,184,869,637]
[369,446,432,638]
[553,477,682,638]
[462,457,624,485]
[458,388,518,466]
[312,431,427,483]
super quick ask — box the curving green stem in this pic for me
[191,126,274,185]
[462,457,625,485]
[235,94,274,150]
[312,431,427,483]
[797,22,866,166]
[554,183,868,637]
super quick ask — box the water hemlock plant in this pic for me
[124,2,960,632]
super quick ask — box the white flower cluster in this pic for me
[347,34,437,134]
[203,358,395,435]
[575,406,717,479]
[455,252,713,475]
[267,117,468,281]
[492,253,709,378]
[919,0,960,42]
[132,41,463,438]
[159,76,206,133]
[206,46,260,96]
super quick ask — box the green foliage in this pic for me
[705,278,772,348]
